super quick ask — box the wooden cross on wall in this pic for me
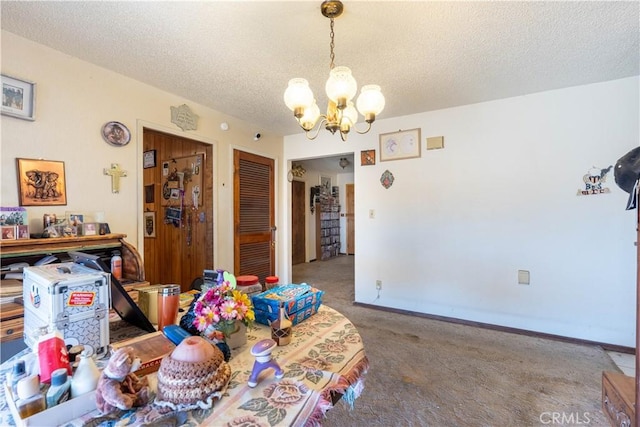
[104,163,127,193]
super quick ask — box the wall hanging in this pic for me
[361,150,376,166]
[380,170,394,189]
[1,74,36,121]
[103,163,127,193]
[101,121,131,147]
[379,128,421,162]
[576,165,612,196]
[16,158,67,206]
[170,104,199,131]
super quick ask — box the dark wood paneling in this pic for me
[143,129,213,291]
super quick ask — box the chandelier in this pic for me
[284,0,385,142]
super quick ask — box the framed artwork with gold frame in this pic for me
[16,158,67,206]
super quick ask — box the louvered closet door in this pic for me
[233,150,275,283]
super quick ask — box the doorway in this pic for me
[142,129,214,291]
[289,154,356,263]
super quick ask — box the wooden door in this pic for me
[233,150,275,283]
[142,129,213,291]
[346,183,355,255]
[291,180,306,265]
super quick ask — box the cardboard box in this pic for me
[110,331,175,376]
[23,263,111,359]
[5,384,97,427]
[251,284,324,326]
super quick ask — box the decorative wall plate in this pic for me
[102,121,131,147]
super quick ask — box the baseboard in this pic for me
[353,302,635,354]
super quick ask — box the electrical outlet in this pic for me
[376,280,382,290]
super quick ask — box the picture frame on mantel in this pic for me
[379,128,422,162]
[1,74,36,121]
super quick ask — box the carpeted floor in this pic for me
[292,255,620,427]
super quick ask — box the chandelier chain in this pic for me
[329,18,335,70]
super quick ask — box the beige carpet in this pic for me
[292,255,620,427]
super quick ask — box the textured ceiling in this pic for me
[1,1,638,140]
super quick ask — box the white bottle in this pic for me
[70,350,100,398]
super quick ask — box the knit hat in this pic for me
[155,336,231,410]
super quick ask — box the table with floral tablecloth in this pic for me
[0,305,369,427]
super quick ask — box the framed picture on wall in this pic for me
[379,128,421,162]
[361,149,376,166]
[320,176,331,195]
[1,74,36,121]
[16,158,67,206]
[144,211,156,238]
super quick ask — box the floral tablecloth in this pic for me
[1,305,369,427]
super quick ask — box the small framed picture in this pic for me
[144,212,156,238]
[361,149,376,166]
[170,188,181,199]
[2,74,36,121]
[1,225,16,240]
[143,149,157,169]
[66,213,84,228]
[320,176,331,195]
[83,223,97,236]
[16,225,29,239]
[98,223,111,235]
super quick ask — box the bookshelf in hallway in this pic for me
[315,195,340,261]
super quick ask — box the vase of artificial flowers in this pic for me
[193,270,254,349]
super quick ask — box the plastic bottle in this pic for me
[46,368,71,408]
[15,375,46,418]
[270,302,292,346]
[37,327,71,383]
[9,360,27,397]
[70,350,100,398]
[111,250,122,281]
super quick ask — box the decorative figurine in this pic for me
[247,339,284,388]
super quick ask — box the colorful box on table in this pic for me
[251,284,324,326]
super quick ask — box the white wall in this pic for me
[1,31,283,271]
[283,77,640,347]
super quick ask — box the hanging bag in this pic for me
[614,146,640,210]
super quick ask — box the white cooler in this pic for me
[23,262,111,358]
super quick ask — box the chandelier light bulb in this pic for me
[341,101,358,132]
[356,85,385,121]
[284,78,315,118]
[325,66,357,109]
[299,100,321,130]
